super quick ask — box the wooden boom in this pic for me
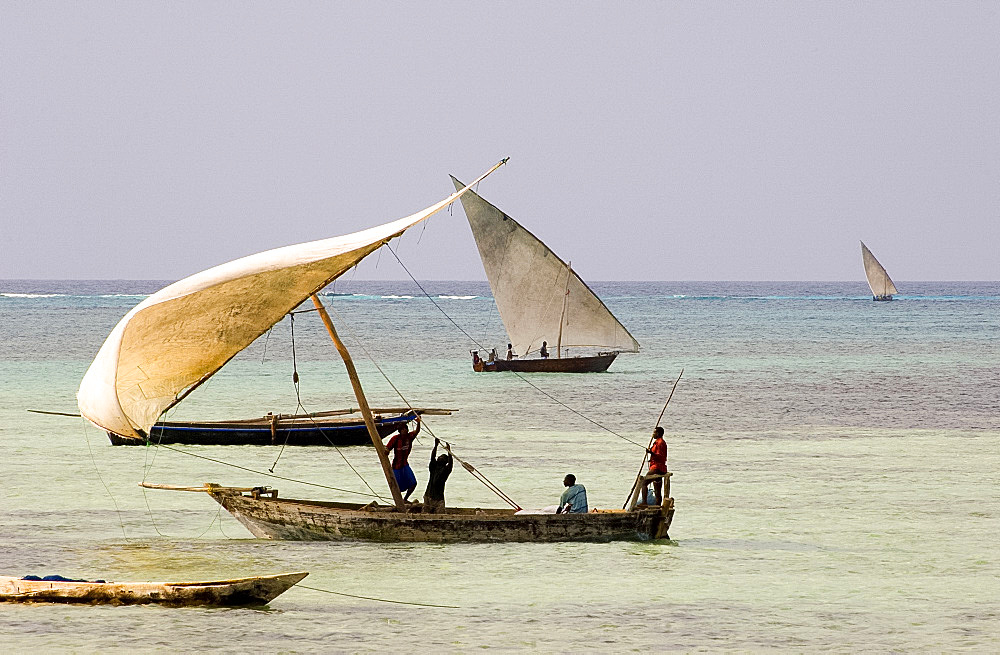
[311,294,404,509]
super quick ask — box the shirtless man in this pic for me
[384,416,421,501]
[423,437,454,513]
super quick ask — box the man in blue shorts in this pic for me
[385,415,421,501]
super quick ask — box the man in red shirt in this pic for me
[384,415,421,501]
[641,426,668,506]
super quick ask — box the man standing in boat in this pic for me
[540,341,549,359]
[423,437,453,513]
[641,427,668,505]
[385,415,421,502]
[556,474,588,513]
[506,343,514,360]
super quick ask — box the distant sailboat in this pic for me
[451,177,640,373]
[860,241,898,301]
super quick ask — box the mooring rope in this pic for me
[297,584,458,609]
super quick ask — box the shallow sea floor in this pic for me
[1,280,997,651]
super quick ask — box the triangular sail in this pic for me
[452,177,640,357]
[77,161,506,439]
[860,241,898,297]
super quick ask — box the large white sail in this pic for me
[452,177,640,357]
[77,161,506,439]
[860,241,898,297]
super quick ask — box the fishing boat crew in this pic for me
[641,427,668,505]
[556,474,588,513]
[423,437,453,513]
[384,416,421,502]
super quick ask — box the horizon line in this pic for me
[2,278,999,284]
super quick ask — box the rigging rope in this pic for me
[81,420,129,540]
[385,244,484,346]
[265,314,385,501]
[150,443,383,498]
[260,326,272,364]
[324,301,521,509]
[385,244,647,451]
[448,447,521,510]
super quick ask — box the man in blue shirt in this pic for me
[556,474,588,513]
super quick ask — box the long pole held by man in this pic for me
[624,368,683,509]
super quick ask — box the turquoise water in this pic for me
[1,280,998,651]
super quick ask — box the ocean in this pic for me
[1,279,997,651]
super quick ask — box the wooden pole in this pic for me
[311,294,404,509]
[556,262,571,358]
[624,368,683,509]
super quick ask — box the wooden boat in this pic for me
[473,351,619,373]
[861,241,898,301]
[77,159,676,544]
[0,571,307,605]
[451,176,639,373]
[141,483,673,542]
[107,407,453,446]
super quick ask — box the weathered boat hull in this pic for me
[108,414,408,446]
[0,571,308,606]
[473,352,619,373]
[210,489,673,543]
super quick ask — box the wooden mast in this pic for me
[310,294,405,509]
[556,262,571,359]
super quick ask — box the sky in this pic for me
[2,2,998,281]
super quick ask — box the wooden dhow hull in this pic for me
[0,571,308,606]
[108,408,451,447]
[473,352,619,373]
[108,415,407,447]
[209,487,673,543]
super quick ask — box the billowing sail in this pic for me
[860,241,898,298]
[452,177,640,357]
[77,161,506,439]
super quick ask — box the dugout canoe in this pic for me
[143,484,674,543]
[0,571,308,606]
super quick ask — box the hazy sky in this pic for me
[3,3,998,281]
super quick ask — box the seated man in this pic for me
[556,474,588,513]
[423,437,454,513]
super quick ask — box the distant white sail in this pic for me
[452,177,640,357]
[77,164,506,440]
[860,241,898,298]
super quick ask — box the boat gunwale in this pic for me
[214,491,666,522]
